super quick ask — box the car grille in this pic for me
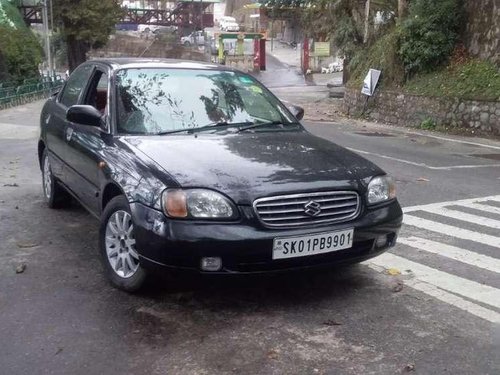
[253,191,360,227]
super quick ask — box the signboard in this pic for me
[361,69,382,96]
[314,42,330,57]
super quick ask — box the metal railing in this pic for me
[0,75,65,105]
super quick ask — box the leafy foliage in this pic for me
[404,59,500,101]
[398,0,463,78]
[349,28,404,87]
[0,0,43,83]
[53,0,124,70]
[420,118,436,130]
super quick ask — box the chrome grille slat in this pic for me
[263,208,357,221]
[255,195,355,207]
[253,191,360,227]
[259,202,357,216]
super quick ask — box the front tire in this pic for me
[41,149,69,208]
[99,195,147,292]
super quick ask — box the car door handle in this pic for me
[65,127,74,142]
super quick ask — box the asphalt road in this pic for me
[0,91,499,374]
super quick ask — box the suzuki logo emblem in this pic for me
[304,201,321,217]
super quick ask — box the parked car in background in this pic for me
[154,26,178,41]
[219,16,239,32]
[181,31,205,46]
[38,58,402,292]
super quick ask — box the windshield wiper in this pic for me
[157,121,254,135]
[237,121,299,133]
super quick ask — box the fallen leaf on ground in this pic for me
[15,264,26,274]
[267,349,280,360]
[17,242,39,248]
[416,177,429,182]
[322,319,342,326]
[404,363,416,372]
[3,183,19,187]
[386,268,401,276]
[392,281,404,293]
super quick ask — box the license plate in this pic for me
[272,229,354,260]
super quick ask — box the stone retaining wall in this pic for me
[343,87,500,135]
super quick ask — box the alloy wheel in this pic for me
[105,210,140,278]
[43,154,52,200]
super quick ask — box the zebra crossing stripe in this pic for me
[404,215,500,248]
[368,262,500,324]
[459,202,500,216]
[403,194,500,213]
[369,253,500,312]
[423,206,500,229]
[398,237,500,273]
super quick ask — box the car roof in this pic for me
[88,58,236,72]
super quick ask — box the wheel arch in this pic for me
[38,140,46,169]
[101,182,127,212]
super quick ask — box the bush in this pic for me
[420,118,437,130]
[398,0,463,78]
[0,25,43,83]
[348,28,405,88]
[0,0,43,83]
[405,59,500,101]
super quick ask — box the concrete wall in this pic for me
[463,0,500,65]
[343,87,500,135]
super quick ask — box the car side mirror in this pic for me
[286,103,305,121]
[66,105,103,127]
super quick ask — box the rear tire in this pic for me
[41,149,70,208]
[99,195,147,292]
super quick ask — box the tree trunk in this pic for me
[363,0,370,44]
[225,0,235,16]
[66,35,89,73]
[398,0,408,23]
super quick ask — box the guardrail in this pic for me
[0,75,65,106]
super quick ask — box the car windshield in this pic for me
[115,68,296,135]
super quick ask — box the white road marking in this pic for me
[346,147,500,170]
[404,215,500,248]
[403,194,500,213]
[459,202,500,216]
[406,131,500,151]
[369,262,500,324]
[398,236,500,273]
[368,253,500,316]
[423,206,500,229]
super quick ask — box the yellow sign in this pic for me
[314,42,330,57]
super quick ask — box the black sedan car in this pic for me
[38,58,402,292]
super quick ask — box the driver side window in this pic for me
[59,65,93,107]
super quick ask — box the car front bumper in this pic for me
[131,200,403,274]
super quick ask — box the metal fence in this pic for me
[0,75,65,106]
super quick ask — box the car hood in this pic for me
[123,130,384,205]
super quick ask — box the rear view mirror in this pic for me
[286,103,305,121]
[66,105,103,127]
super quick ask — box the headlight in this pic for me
[162,189,236,219]
[367,176,396,204]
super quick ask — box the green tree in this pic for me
[0,0,43,83]
[398,0,463,78]
[54,0,124,71]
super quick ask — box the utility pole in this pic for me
[42,0,53,77]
